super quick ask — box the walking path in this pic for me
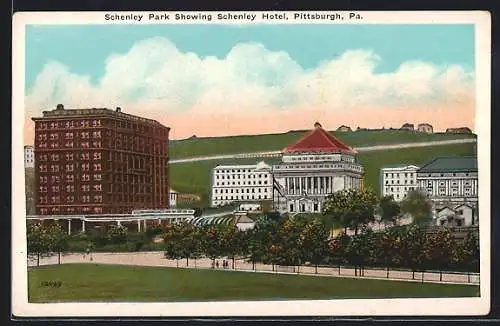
[28,252,480,286]
[169,138,476,164]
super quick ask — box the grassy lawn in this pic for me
[28,264,479,302]
[169,143,477,202]
[169,129,476,159]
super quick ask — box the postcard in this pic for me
[12,10,491,318]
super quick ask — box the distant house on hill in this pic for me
[336,125,352,132]
[417,123,433,133]
[355,126,368,131]
[446,127,472,134]
[400,123,415,131]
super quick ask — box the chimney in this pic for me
[314,122,322,128]
[56,104,64,110]
[116,107,122,112]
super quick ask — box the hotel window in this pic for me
[81,163,90,171]
[65,153,74,161]
[93,195,103,203]
[66,174,74,182]
[93,163,102,171]
[50,165,60,172]
[93,184,102,192]
[50,175,60,183]
[93,174,102,181]
[39,196,48,204]
[37,133,47,141]
[50,122,58,129]
[92,131,101,139]
[39,186,47,193]
[39,164,48,172]
[66,195,75,203]
[50,142,59,148]
[39,154,48,161]
[65,132,74,139]
[39,142,48,148]
[66,185,75,193]
[81,174,90,182]
[50,196,60,204]
[65,164,74,172]
[39,176,48,184]
[40,208,49,214]
[82,185,91,192]
[92,120,101,127]
[50,133,59,140]
[81,152,90,160]
[65,141,74,148]
[81,141,90,148]
[82,195,91,203]
[92,141,102,148]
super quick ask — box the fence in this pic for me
[28,251,480,286]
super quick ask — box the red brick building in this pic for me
[32,104,170,215]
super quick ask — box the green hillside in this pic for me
[169,129,476,159]
[170,142,477,207]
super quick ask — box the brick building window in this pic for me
[92,131,101,138]
[66,195,75,203]
[92,141,101,148]
[50,133,59,140]
[81,185,90,192]
[39,176,48,184]
[50,142,59,149]
[50,176,60,183]
[39,142,47,148]
[39,154,48,161]
[81,163,90,171]
[81,141,90,148]
[82,195,91,203]
[50,165,59,172]
[39,196,48,204]
[66,185,75,192]
[80,131,90,139]
[93,152,101,160]
[93,163,102,171]
[66,174,74,182]
[65,153,74,161]
[93,174,102,181]
[81,152,90,160]
[37,134,47,141]
[40,208,48,214]
[65,141,74,148]
[93,184,102,192]
[81,174,90,181]
[93,195,102,202]
[51,186,60,192]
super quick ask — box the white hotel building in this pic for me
[24,145,35,168]
[211,161,273,207]
[380,165,419,201]
[272,123,364,214]
[416,156,478,208]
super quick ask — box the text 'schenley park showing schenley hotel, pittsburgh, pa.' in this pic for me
[23,22,481,304]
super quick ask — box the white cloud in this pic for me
[25,36,475,117]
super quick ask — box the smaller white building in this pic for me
[211,161,273,207]
[24,145,34,168]
[380,165,419,201]
[169,188,178,208]
[435,204,475,227]
[237,202,263,212]
[417,123,433,133]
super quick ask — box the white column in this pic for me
[137,219,141,232]
[299,177,302,195]
[117,220,121,226]
[82,220,86,232]
[68,219,71,235]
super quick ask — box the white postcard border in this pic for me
[12,10,492,317]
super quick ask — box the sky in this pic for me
[24,24,476,141]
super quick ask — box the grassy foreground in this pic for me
[170,143,477,202]
[29,264,479,302]
[169,130,476,159]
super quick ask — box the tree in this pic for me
[163,223,183,266]
[45,222,69,264]
[400,225,427,279]
[378,195,401,226]
[274,216,308,270]
[200,225,223,267]
[400,189,432,225]
[424,228,456,272]
[219,224,244,269]
[298,217,329,273]
[105,225,128,244]
[322,187,378,235]
[27,222,68,266]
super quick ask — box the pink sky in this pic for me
[23,101,475,144]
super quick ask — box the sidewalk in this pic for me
[28,252,480,286]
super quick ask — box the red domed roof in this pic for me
[283,123,355,154]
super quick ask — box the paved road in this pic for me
[28,252,480,286]
[169,138,476,164]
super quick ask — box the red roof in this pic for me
[283,122,355,154]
